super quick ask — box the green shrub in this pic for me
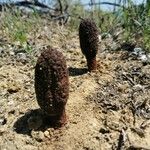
[120,0,150,51]
[0,8,40,53]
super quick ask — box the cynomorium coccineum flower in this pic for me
[35,48,69,127]
[79,18,99,71]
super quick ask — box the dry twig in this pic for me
[117,129,126,150]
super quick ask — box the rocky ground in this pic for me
[0,20,150,150]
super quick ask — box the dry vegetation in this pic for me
[0,7,150,150]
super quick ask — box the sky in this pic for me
[80,0,145,5]
[0,0,146,11]
[80,0,145,11]
[0,0,145,4]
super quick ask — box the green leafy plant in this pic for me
[1,8,40,53]
[119,0,150,51]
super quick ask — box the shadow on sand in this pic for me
[68,67,88,76]
[13,109,61,135]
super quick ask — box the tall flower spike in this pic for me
[79,18,99,71]
[35,48,69,127]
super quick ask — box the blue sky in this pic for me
[81,0,144,4]
[0,0,145,4]
[80,0,145,10]
[0,0,145,11]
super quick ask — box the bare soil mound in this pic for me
[0,25,150,150]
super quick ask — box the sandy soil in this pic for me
[0,23,150,150]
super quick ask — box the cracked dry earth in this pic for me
[0,26,150,150]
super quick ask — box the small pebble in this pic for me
[0,127,6,135]
[133,47,143,55]
[99,127,110,134]
[44,130,49,138]
[9,51,15,56]
[16,53,27,63]
[0,117,7,125]
[7,86,20,94]
[31,131,44,142]
[139,54,147,62]
[8,100,14,106]
[133,84,143,91]
[8,109,15,114]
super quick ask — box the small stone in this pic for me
[23,95,30,101]
[16,53,27,63]
[118,83,129,92]
[133,47,143,55]
[8,109,15,114]
[99,127,110,134]
[8,100,14,106]
[47,128,54,136]
[146,108,150,113]
[0,127,6,135]
[111,42,118,51]
[0,117,7,125]
[31,131,44,142]
[9,51,15,56]
[98,35,101,42]
[133,84,143,91]
[44,130,49,138]
[138,54,147,62]
[7,86,20,94]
